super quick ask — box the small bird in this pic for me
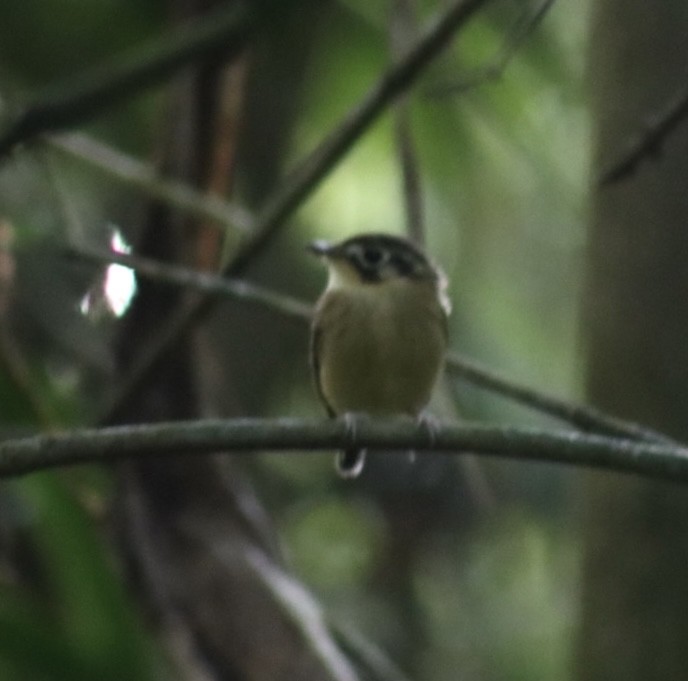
[309,233,450,478]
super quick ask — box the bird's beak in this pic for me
[307,240,335,257]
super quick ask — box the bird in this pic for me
[308,232,450,478]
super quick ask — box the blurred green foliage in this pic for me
[0,0,589,679]
[0,475,161,680]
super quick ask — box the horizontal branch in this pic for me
[2,418,688,483]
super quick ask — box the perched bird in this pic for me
[309,233,450,478]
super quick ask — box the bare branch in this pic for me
[0,331,60,429]
[331,620,414,681]
[234,0,496,266]
[445,352,671,443]
[394,112,425,245]
[427,0,557,97]
[50,133,253,234]
[69,245,312,321]
[0,2,274,157]
[74,247,675,446]
[598,79,688,185]
[390,0,425,245]
[245,548,360,681]
[1,418,688,483]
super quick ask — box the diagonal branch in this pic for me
[598,77,688,185]
[426,0,557,97]
[444,354,671,443]
[0,1,277,158]
[73,246,674,446]
[69,245,312,321]
[245,548,360,681]
[49,133,253,234]
[231,0,496,267]
[1,418,688,483]
[101,0,497,422]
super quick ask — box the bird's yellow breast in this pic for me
[313,277,446,416]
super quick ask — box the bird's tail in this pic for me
[336,448,367,478]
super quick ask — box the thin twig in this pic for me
[76,246,674,446]
[245,548,360,681]
[395,114,425,245]
[445,353,672,443]
[233,0,494,268]
[49,133,253,233]
[0,331,60,429]
[41,147,88,244]
[68,245,312,321]
[101,0,496,423]
[598,79,688,185]
[332,619,414,681]
[0,2,276,157]
[1,418,688,483]
[390,0,425,245]
[427,0,557,97]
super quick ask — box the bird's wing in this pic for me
[310,316,336,417]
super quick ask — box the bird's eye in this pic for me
[362,248,384,265]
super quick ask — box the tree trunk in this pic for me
[110,3,355,680]
[578,3,688,680]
